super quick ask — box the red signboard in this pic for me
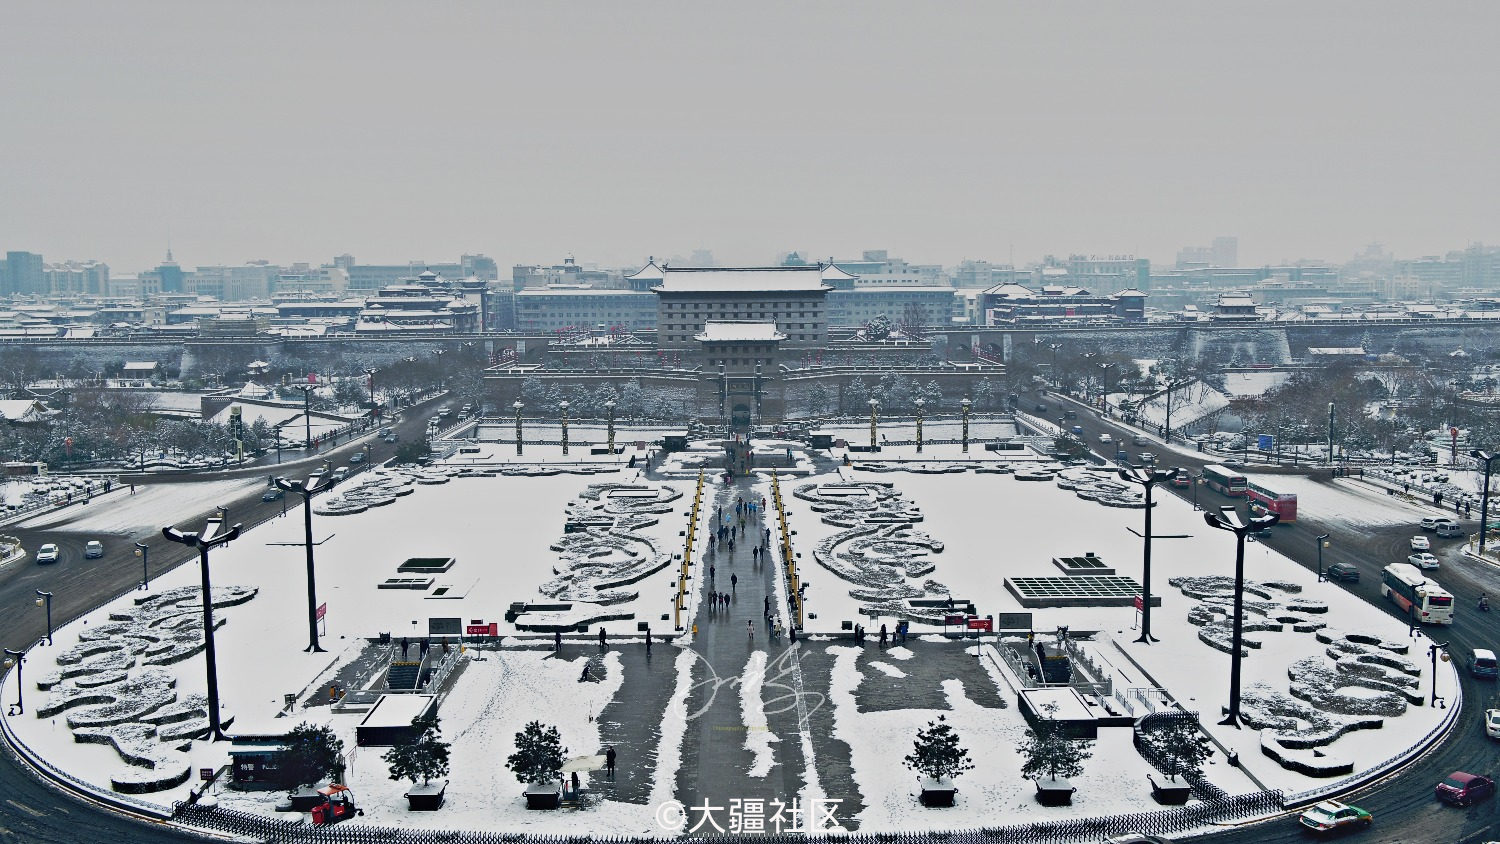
[315,602,327,621]
[466,623,498,636]
[944,614,966,626]
[966,617,992,632]
[1133,596,1144,611]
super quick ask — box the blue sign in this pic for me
[1257,434,1274,451]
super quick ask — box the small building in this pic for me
[1018,686,1097,739]
[357,694,438,746]
[121,361,159,386]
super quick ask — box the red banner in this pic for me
[315,602,327,621]
[1133,596,1144,611]
[966,617,992,632]
[466,623,498,636]
[944,615,966,626]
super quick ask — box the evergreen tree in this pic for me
[383,716,452,785]
[505,721,567,784]
[1019,704,1093,782]
[904,715,974,782]
[280,722,346,788]
[1136,716,1211,782]
[973,379,995,410]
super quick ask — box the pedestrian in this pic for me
[580,662,591,682]
[788,625,796,644]
[554,630,562,652]
[130,483,135,495]
[731,573,738,591]
[880,624,888,649]
[599,627,607,649]
[645,629,652,654]
[570,771,581,798]
[729,537,735,552]
[710,565,716,582]
[747,620,754,641]
[606,745,617,777]
[764,595,770,614]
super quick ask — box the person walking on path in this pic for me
[730,573,738,592]
[747,620,755,642]
[645,628,652,654]
[554,630,562,652]
[879,624,888,649]
[606,745,617,777]
[764,595,770,615]
[710,565,716,583]
[599,628,607,649]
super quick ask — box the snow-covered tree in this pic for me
[383,716,451,786]
[904,715,974,782]
[1136,716,1210,782]
[865,314,893,342]
[1019,704,1093,782]
[281,722,346,788]
[505,721,566,784]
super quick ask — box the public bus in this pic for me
[1381,563,1455,625]
[1245,479,1298,522]
[1200,464,1248,497]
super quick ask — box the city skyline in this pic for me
[3,3,1498,274]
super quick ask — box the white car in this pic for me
[1098,433,1114,444]
[35,543,59,564]
[1411,535,1431,551]
[1422,516,1458,532]
[1487,709,1500,739]
[1408,552,1441,570]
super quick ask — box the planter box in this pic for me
[1149,775,1192,805]
[918,777,956,808]
[405,780,447,811]
[1034,777,1075,806]
[524,782,560,810]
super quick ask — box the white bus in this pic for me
[1381,563,1455,625]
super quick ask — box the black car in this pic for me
[1326,562,1359,583]
[261,488,284,502]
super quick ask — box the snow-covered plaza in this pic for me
[0,426,1460,837]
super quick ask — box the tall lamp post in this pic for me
[1204,505,1280,727]
[961,398,971,454]
[1326,401,1335,466]
[34,590,53,646]
[914,399,925,453]
[3,649,24,715]
[162,510,242,741]
[1099,363,1114,414]
[1047,342,1064,388]
[1163,378,1186,443]
[1428,641,1449,707]
[275,469,340,653]
[1472,450,1498,559]
[1316,533,1330,581]
[135,541,150,590]
[605,400,616,455]
[868,399,879,452]
[513,401,524,456]
[560,400,570,456]
[364,368,379,422]
[1119,467,1175,643]
[297,384,316,453]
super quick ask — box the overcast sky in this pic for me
[3,2,1497,274]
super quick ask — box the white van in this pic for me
[1436,522,1465,538]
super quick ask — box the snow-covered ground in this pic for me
[0,430,1461,835]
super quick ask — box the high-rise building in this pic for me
[43,261,110,295]
[156,250,185,293]
[1212,236,1239,268]
[3,251,45,296]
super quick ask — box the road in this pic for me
[1039,391,1500,844]
[0,393,453,842]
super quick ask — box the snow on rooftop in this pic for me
[695,321,785,342]
[653,266,831,293]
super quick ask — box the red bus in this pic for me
[1201,464,1248,497]
[1246,478,1297,522]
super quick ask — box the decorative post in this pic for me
[162,510,243,741]
[868,399,879,452]
[1099,363,1113,414]
[514,401,524,456]
[364,368,378,419]
[1429,642,1449,706]
[135,541,150,590]
[298,384,315,453]
[1327,402,1335,465]
[1316,533,1330,581]
[914,399,925,453]
[1473,449,1496,559]
[275,469,340,653]
[960,398,971,453]
[605,400,616,455]
[560,401,570,456]
[1204,505,1280,727]
[3,649,24,715]
[34,591,53,646]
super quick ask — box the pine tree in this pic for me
[505,721,567,784]
[280,722,345,788]
[1019,704,1093,782]
[1137,717,1211,781]
[384,716,452,786]
[903,715,974,782]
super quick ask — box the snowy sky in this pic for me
[4,2,1498,272]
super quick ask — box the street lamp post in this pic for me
[364,368,379,422]
[1204,505,1280,727]
[297,384,315,453]
[1099,363,1114,414]
[719,364,727,429]
[3,649,24,715]
[34,591,52,646]
[1326,402,1335,466]
[961,398,971,454]
[513,401,524,456]
[914,399,925,453]
[560,400,570,456]
[1119,467,1175,643]
[868,399,879,452]
[135,542,150,590]
[1472,450,1497,559]
[606,400,616,455]
[1316,533,1330,581]
[162,511,242,741]
[275,469,340,653]
[1047,342,1064,388]
[1163,378,1185,443]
